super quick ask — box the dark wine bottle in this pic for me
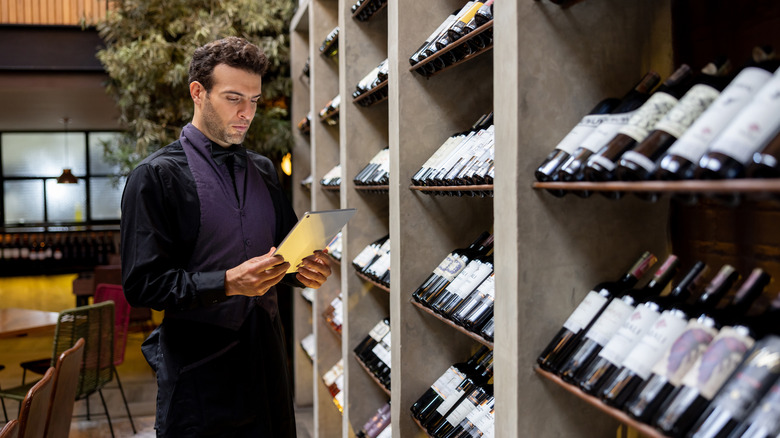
[625,268,770,423]
[695,68,780,180]
[534,97,621,196]
[417,236,493,307]
[424,352,493,433]
[727,378,780,438]
[687,336,780,438]
[557,254,680,383]
[429,380,492,438]
[653,48,779,182]
[746,129,780,178]
[577,261,709,396]
[412,232,490,302]
[480,317,494,342]
[430,252,493,318]
[536,251,657,372]
[451,271,494,328]
[441,395,494,438]
[598,265,740,409]
[473,0,493,26]
[409,8,460,66]
[411,346,490,422]
[616,58,732,183]
[556,71,660,196]
[354,318,391,364]
[356,402,391,438]
[446,1,485,43]
[583,64,695,190]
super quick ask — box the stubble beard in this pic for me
[202,95,248,146]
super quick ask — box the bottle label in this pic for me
[454,263,493,300]
[578,111,636,153]
[654,84,721,138]
[709,73,780,164]
[432,253,455,277]
[371,332,391,366]
[473,404,495,435]
[709,336,780,420]
[667,67,774,163]
[650,319,718,385]
[376,425,392,438]
[681,326,755,399]
[587,153,618,172]
[476,273,495,300]
[442,255,469,282]
[553,114,611,155]
[583,297,635,346]
[619,92,680,143]
[561,290,609,333]
[431,367,467,398]
[444,393,478,426]
[621,310,689,379]
[436,384,468,415]
[465,396,493,426]
[446,260,481,294]
[598,304,662,365]
[620,150,659,173]
[368,320,390,342]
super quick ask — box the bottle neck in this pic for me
[695,265,740,312]
[721,268,771,319]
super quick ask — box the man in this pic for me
[120,36,331,437]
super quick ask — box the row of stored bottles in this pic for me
[536,250,780,438]
[535,46,780,203]
[350,0,387,22]
[0,231,118,275]
[322,359,345,414]
[352,235,391,288]
[353,59,388,107]
[411,346,495,438]
[356,401,392,438]
[354,318,392,392]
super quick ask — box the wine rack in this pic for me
[409,184,494,197]
[351,0,387,22]
[353,352,392,397]
[290,0,779,437]
[353,79,388,107]
[533,180,780,197]
[356,270,390,293]
[410,300,494,349]
[409,19,494,79]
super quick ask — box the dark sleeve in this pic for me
[120,161,229,311]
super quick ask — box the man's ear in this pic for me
[190,81,205,104]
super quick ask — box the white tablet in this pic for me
[273,208,356,273]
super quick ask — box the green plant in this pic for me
[96,0,295,175]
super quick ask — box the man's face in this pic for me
[195,64,262,147]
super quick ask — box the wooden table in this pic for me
[0,308,59,339]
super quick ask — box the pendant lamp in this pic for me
[57,117,78,184]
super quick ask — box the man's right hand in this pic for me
[224,247,291,297]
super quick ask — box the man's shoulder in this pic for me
[136,141,187,170]
[246,149,273,168]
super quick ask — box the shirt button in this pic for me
[245,239,251,247]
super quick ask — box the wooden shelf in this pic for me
[321,185,341,192]
[323,314,342,339]
[412,415,433,437]
[351,0,387,22]
[409,184,494,197]
[353,352,391,397]
[533,179,780,194]
[319,108,340,125]
[534,368,668,438]
[410,300,494,349]
[409,20,494,78]
[354,185,389,193]
[355,269,390,293]
[353,80,388,107]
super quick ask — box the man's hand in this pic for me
[296,250,332,289]
[225,247,291,297]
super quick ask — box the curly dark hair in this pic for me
[188,36,269,91]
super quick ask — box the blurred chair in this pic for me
[93,283,136,433]
[44,338,85,438]
[0,365,7,422]
[0,419,18,438]
[12,303,116,438]
[16,367,54,438]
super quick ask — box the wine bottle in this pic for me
[746,129,780,178]
[616,58,732,183]
[451,271,495,329]
[727,378,780,438]
[583,64,695,190]
[536,251,657,372]
[556,71,661,196]
[425,2,478,57]
[687,336,780,438]
[598,264,741,409]
[429,380,492,438]
[424,351,493,432]
[473,0,493,26]
[429,125,494,186]
[577,261,709,395]
[446,1,485,44]
[353,235,389,272]
[356,402,391,438]
[625,268,770,423]
[695,67,780,180]
[430,251,493,318]
[653,48,779,181]
[480,317,494,342]
[417,235,493,307]
[442,396,494,438]
[557,254,680,382]
[412,232,490,302]
[319,26,340,58]
[534,97,622,195]
[412,347,491,423]
[653,324,757,437]
[354,318,391,364]
[410,8,461,66]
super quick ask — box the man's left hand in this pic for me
[296,250,332,289]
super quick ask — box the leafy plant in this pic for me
[96,0,295,175]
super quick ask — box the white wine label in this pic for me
[454,263,493,300]
[620,150,658,173]
[621,310,690,380]
[436,385,467,415]
[445,396,478,426]
[598,304,662,365]
[371,332,391,366]
[476,273,495,299]
[442,255,469,282]
[562,290,609,333]
[431,367,467,398]
[579,111,636,153]
[650,319,718,385]
[681,326,755,399]
[654,84,721,138]
[587,154,617,172]
[465,397,493,425]
[368,320,390,341]
[375,425,392,438]
[667,67,773,163]
[583,297,635,346]
[446,260,481,295]
[709,73,780,164]
[432,254,455,277]
[553,114,612,155]
[619,92,680,143]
